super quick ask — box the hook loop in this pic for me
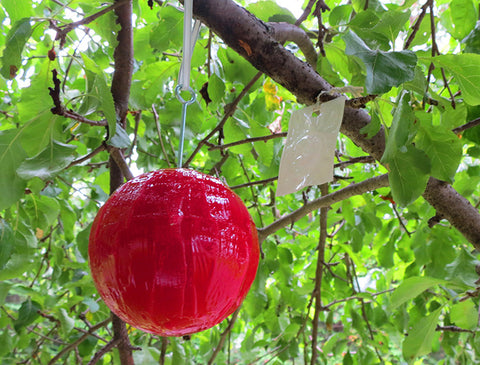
[175,85,196,105]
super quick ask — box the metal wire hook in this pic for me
[175,85,196,168]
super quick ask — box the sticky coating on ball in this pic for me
[88,169,259,337]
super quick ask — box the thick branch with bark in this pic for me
[109,1,135,364]
[193,0,480,250]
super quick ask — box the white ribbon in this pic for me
[178,0,201,91]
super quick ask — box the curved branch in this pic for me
[257,174,389,242]
[268,22,317,66]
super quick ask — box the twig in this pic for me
[257,174,390,242]
[392,204,412,237]
[322,289,395,309]
[106,145,134,181]
[404,0,432,49]
[159,337,169,365]
[48,318,112,364]
[313,1,330,57]
[0,110,14,118]
[51,0,130,47]
[184,71,263,167]
[349,260,383,362]
[238,156,265,228]
[49,69,108,126]
[345,94,377,108]
[452,117,480,134]
[334,156,375,169]
[207,307,241,365]
[126,110,141,159]
[208,132,287,151]
[295,0,316,26]
[440,67,456,109]
[310,184,328,365]
[68,144,107,168]
[435,325,475,334]
[230,176,278,190]
[86,338,121,365]
[152,104,172,166]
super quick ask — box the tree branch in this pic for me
[311,184,328,365]
[48,318,112,365]
[86,338,121,365]
[108,1,135,364]
[208,132,287,151]
[194,0,480,250]
[184,71,263,166]
[152,104,172,166]
[257,174,389,242]
[51,0,130,47]
[68,144,107,168]
[230,176,278,190]
[268,22,317,66]
[452,117,480,134]
[207,307,241,365]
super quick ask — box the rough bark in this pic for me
[193,0,480,250]
[109,1,135,364]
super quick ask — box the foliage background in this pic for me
[1,0,480,363]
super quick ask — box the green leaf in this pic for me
[383,116,431,206]
[382,93,416,161]
[14,298,42,333]
[445,248,480,287]
[415,121,462,183]
[386,146,430,206]
[246,1,296,23]
[108,124,131,148]
[0,330,14,358]
[133,347,159,365]
[76,223,92,261]
[58,308,75,335]
[434,54,480,105]
[81,54,117,139]
[402,307,442,361]
[1,0,33,23]
[0,282,13,305]
[450,300,477,330]
[0,130,28,210]
[344,30,417,94]
[0,219,14,270]
[0,18,33,79]
[440,0,477,40]
[391,276,445,309]
[17,141,76,181]
[149,6,183,51]
[463,21,480,54]
[372,9,411,44]
[17,62,54,125]
[378,233,396,268]
[404,67,427,96]
[207,73,226,104]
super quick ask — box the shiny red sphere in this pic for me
[88,169,259,337]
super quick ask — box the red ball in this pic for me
[88,169,259,337]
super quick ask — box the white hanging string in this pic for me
[175,0,200,167]
[178,0,201,91]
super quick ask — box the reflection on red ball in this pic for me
[88,169,259,337]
